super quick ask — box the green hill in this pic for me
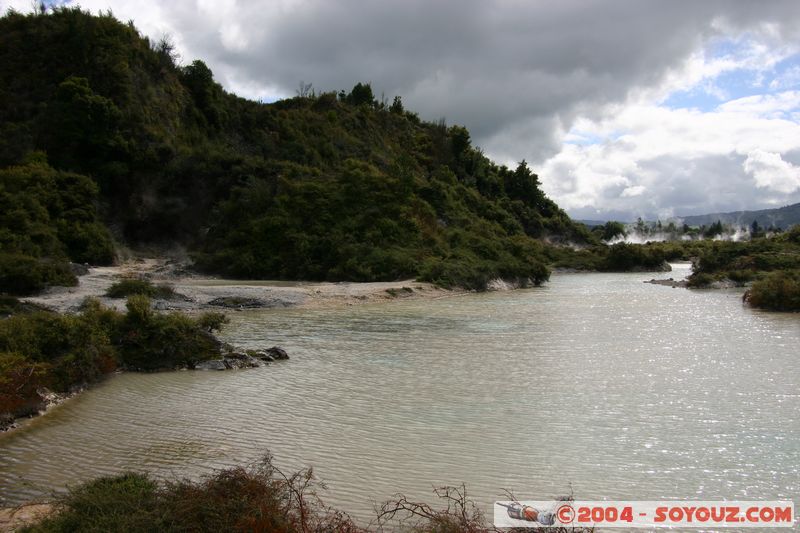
[0,7,593,293]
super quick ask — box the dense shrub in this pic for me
[0,296,48,317]
[105,278,176,299]
[116,295,221,370]
[0,9,592,290]
[0,253,77,295]
[686,272,714,288]
[0,297,230,424]
[24,456,358,533]
[601,243,667,271]
[23,455,591,533]
[745,270,800,311]
[686,232,800,287]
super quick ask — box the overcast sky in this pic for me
[6,0,800,221]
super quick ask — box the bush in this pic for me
[26,455,357,533]
[745,270,800,311]
[0,297,229,422]
[0,253,77,295]
[687,272,714,288]
[25,454,594,533]
[601,243,666,271]
[196,311,229,333]
[115,295,222,370]
[0,295,49,316]
[106,278,176,299]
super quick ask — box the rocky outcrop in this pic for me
[205,296,297,309]
[645,278,688,288]
[207,297,266,309]
[1,387,81,432]
[191,346,289,370]
[264,346,289,360]
[486,277,536,291]
[192,359,228,371]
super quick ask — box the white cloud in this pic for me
[537,89,800,218]
[743,149,800,193]
[621,185,646,198]
[7,0,800,219]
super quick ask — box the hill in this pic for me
[0,7,593,292]
[679,203,800,230]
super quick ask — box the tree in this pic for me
[751,219,762,238]
[346,82,375,106]
[389,95,404,114]
[296,80,313,98]
[180,60,224,126]
[601,221,626,241]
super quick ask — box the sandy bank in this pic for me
[0,503,52,532]
[21,258,462,314]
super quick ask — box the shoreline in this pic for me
[21,258,465,315]
[3,258,465,436]
[0,503,52,532]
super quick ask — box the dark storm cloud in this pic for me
[141,0,798,159]
[55,0,800,217]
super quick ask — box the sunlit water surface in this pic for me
[1,265,798,526]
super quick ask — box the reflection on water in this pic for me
[1,265,798,523]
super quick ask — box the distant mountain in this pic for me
[678,203,800,229]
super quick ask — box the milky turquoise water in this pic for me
[1,265,798,526]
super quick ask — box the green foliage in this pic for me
[25,473,163,532]
[746,270,800,311]
[23,457,353,533]
[0,160,114,263]
[786,224,800,244]
[116,296,221,370]
[0,9,592,289]
[597,221,626,241]
[686,232,800,286]
[0,157,113,294]
[0,253,76,295]
[686,272,714,288]
[25,455,593,533]
[0,298,229,421]
[105,278,176,299]
[345,81,376,106]
[0,295,48,317]
[197,311,229,333]
[601,243,667,271]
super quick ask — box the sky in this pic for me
[5,0,800,221]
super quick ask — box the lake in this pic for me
[1,264,798,525]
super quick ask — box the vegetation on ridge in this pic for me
[0,7,599,294]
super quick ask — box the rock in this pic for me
[645,278,688,288]
[223,354,261,369]
[207,297,265,309]
[254,350,275,362]
[69,262,90,276]
[265,346,289,360]
[0,413,16,432]
[486,278,515,291]
[193,359,228,371]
